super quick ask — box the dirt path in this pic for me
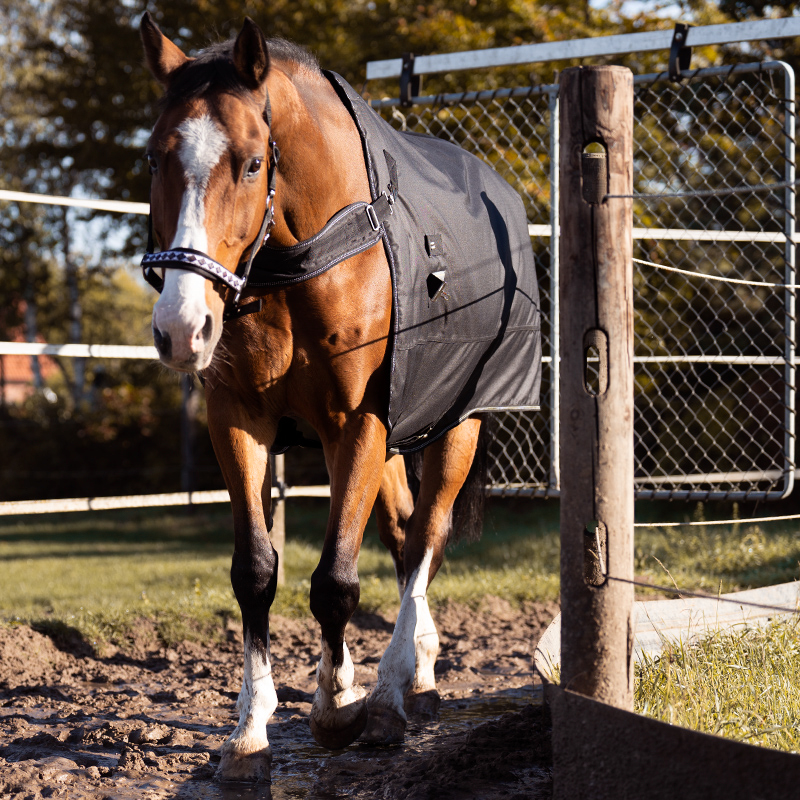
[0,598,556,799]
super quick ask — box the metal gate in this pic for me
[371,60,796,501]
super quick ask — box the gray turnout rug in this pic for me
[251,73,542,453]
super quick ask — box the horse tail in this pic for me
[450,413,492,543]
[403,414,492,545]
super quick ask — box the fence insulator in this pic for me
[581,151,608,205]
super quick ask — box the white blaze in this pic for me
[171,114,229,252]
[154,114,229,357]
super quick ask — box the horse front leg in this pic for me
[207,394,278,782]
[362,418,483,744]
[308,414,387,750]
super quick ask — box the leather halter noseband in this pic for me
[141,90,281,321]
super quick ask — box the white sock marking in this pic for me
[370,548,438,713]
[311,638,367,730]
[226,631,277,755]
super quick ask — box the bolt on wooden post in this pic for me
[558,66,635,709]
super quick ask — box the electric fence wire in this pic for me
[635,513,800,527]
[605,177,800,201]
[633,257,800,289]
[605,574,800,617]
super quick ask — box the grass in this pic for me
[2,499,799,647]
[631,502,800,754]
[3,495,800,751]
[635,618,800,753]
[0,497,561,647]
[632,502,800,598]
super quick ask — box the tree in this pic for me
[4,0,783,498]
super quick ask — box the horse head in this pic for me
[140,12,276,371]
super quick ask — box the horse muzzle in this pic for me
[152,271,219,372]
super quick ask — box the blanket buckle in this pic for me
[366,203,381,231]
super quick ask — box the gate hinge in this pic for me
[400,52,422,108]
[669,22,693,82]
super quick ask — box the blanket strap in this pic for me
[245,190,395,288]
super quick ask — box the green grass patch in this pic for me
[633,501,800,597]
[0,498,560,647]
[636,618,800,752]
[2,497,799,659]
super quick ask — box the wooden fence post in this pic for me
[180,373,198,496]
[271,452,286,586]
[558,65,635,709]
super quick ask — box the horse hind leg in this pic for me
[361,418,483,744]
[374,454,439,719]
[374,454,415,599]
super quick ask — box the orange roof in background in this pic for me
[0,326,58,403]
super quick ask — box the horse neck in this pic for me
[268,67,370,246]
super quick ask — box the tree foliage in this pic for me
[2,0,789,498]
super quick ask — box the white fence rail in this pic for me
[0,486,331,517]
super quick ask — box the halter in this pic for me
[141,88,281,321]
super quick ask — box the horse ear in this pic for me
[140,11,190,88]
[233,17,270,91]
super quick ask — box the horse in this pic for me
[138,11,541,782]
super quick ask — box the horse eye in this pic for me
[246,158,262,178]
[146,154,158,174]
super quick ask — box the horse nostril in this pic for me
[202,314,214,341]
[154,327,172,359]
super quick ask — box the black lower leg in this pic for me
[230,533,278,650]
[310,551,360,660]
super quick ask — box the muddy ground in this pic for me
[0,597,556,799]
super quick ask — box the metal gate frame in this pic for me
[369,49,797,501]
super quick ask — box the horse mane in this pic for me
[160,36,320,110]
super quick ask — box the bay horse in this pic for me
[139,11,540,782]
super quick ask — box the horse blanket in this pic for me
[251,73,542,454]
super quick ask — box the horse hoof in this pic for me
[360,705,407,745]
[310,695,369,750]
[215,746,271,783]
[404,689,441,720]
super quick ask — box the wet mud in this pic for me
[0,597,556,799]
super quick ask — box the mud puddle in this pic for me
[0,598,556,799]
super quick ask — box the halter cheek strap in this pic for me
[141,91,280,321]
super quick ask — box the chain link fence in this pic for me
[631,63,795,500]
[373,85,559,497]
[372,60,796,501]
